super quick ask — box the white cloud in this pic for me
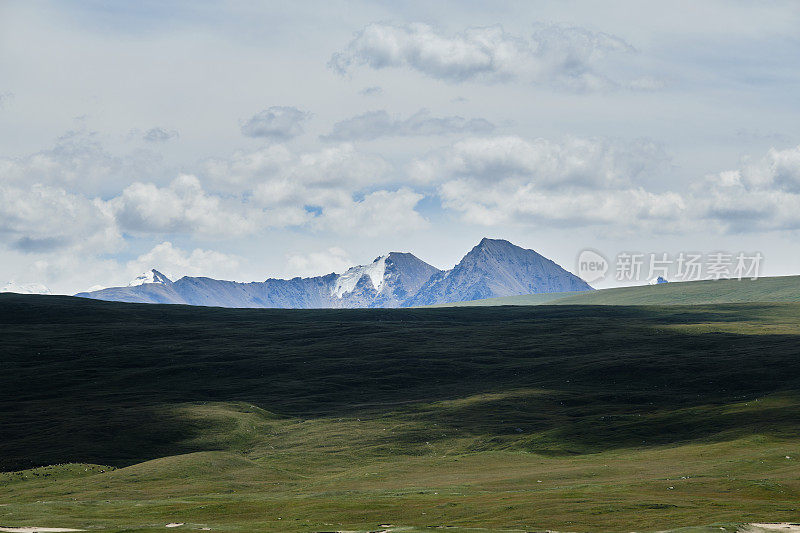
[126,241,243,281]
[204,143,388,192]
[107,144,421,238]
[330,22,640,90]
[106,174,261,236]
[322,108,494,141]
[411,135,667,188]
[411,135,681,228]
[439,179,685,227]
[205,143,399,230]
[286,246,353,277]
[359,86,383,96]
[698,145,800,231]
[0,183,121,254]
[0,130,164,195]
[142,127,179,143]
[240,106,311,140]
[315,188,428,236]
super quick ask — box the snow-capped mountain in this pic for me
[75,239,592,308]
[129,269,172,287]
[408,238,592,306]
[1,281,52,295]
[333,256,388,298]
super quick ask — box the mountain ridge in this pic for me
[76,238,592,308]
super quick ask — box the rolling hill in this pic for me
[430,275,800,307]
[1,293,800,532]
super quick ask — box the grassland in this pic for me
[1,293,799,532]
[432,275,800,307]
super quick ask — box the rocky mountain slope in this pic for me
[76,238,592,308]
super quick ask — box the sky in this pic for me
[2,0,800,294]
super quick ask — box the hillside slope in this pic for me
[76,239,592,308]
[2,294,800,531]
[431,275,800,307]
[408,238,592,306]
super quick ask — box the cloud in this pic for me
[108,144,419,238]
[204,143,425,236]
[359,86,383,96]
[240,106,311,140]
[0,183,121,254]
[142,127,179,143]
[322,109,495,141]
[628,76,666,91]
[0,92,13,109]
[286,246,353,277]
[11,236,69,253]
[410,135,668,188]
[0,129,164,195]
[439,180,685,227]
[205,143,390,201]
[126,241,242,281]
[330,22,639,90]
[315,188,428,236]
[698,145,800,231]
[410,135,680,228]
[106,174,261,236]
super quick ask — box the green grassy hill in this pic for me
[432,275,800,307]
[1,293,799,532]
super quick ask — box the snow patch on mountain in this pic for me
[1,281,51,295]
[129,269,172,287]
[332,255,387,298]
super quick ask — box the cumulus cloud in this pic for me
[286,247,353,277]
[0,183,121,254]
[126,241,242,281]
[411,135,667,187]
[204,144,425,235]
[697,145,800,231]
[330,22,640,90]
[410,135,680,228]
[205,143,389,202]
[142,127,179,143]
[106,174,262,237]
[322,108,495,141]
[108,143,420,238]
[240,106,311,140]
[0,129,163,195]
[439,180,685,227]
[315,188,428,236]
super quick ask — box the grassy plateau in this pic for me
[432,275,800,307]
[1,287,799,532]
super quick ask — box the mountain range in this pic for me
[76,238,592,308]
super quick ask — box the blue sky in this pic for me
[1,1,800,293]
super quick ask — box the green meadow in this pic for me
[1,290,799,532]
[431,275,800,307]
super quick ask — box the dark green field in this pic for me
[1,293,799,532]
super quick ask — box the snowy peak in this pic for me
[1,281,51,295]
[78,239,592,309]
[129,269,172,287]
[332,255,388,298]
[407,237,593,306]
[465,238,536,261]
